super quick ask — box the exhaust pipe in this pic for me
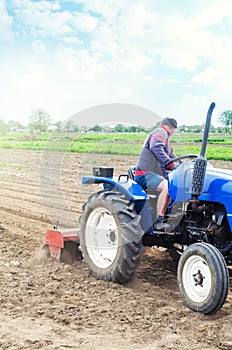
[190,102,216,200]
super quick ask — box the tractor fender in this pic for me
[82,175,148,201]
[82,175,152,234]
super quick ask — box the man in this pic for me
[134,117,177,231]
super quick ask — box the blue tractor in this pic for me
[79,102,232,314]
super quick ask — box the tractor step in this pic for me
[43,228,80,261]
[142,230,176,247]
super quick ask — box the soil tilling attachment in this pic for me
[43,228,81,264]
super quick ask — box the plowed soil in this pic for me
[0,149,232,350]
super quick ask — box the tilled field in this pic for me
[0,149,232,350]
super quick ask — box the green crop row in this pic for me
[173,145,232,161]
[1,131,232,143]
[0,132,231,161]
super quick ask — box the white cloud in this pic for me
[118,51,151,74]
[90,22,121,56]
[12,0,60,12]
[190,35,232,92]
[7,0,232,75]
[194,0,232,27]
[70,12,99,32]
[61,36,83,45]
[143,76,153,82]
[75,0,125,20]
[192,65,232,90]
[13,0,72,36]
[160,78,180,85]
[119,2,159,37]
[32,40,46,54]
[56,47,105,80]
[1,0,232,126]
[0,0,13,39]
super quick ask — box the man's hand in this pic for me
[166,161,176,171]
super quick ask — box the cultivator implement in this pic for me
[43,228,80,263]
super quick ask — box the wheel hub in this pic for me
[85,207,119,269]
[193,269,205,287]
[109,230,116,243]
[182,255,212,303]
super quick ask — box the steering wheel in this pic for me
[165,154,198,169]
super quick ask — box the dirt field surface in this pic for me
[0,149,232,350]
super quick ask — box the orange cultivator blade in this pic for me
[43,228,81,264]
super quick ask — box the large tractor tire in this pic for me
[80,190,144,283]
[177,242,229,314]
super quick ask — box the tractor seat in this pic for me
[127,166,158,197]
[128,166,136,181]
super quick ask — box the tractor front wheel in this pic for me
[177,242,229,314]
[80,190,144,283]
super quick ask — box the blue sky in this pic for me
[1,0,232,127]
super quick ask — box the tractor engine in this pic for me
[181,201,231,251]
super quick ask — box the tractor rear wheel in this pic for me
[80,190,144,283]
[177,242,229,314]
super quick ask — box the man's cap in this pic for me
[161,117,178,129]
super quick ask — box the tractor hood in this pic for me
[168,161,232,206]
[168,161,232,231]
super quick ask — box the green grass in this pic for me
[173,145,232,161]
[0,132,231,160]
[171,133,232,144]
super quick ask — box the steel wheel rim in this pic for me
[182,255,212,303]
[85,207,119,268]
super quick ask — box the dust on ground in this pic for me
[0,149,232,350]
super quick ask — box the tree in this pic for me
[114,124,125,133]
[218,110,232,134]
[54,121,62,133]
[127,125,146,132]
[73,123,79,133]
[8,120,25,132]
[29,108,51,133]
[90,124,103,133]
[0,119,9,134]
[63,120,79,132]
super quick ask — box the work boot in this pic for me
[153,215,171,232]
[153,221,169,231]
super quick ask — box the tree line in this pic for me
[0,108,232,134]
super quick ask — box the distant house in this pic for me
[14,128,25,133]
[47,125,59,133]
